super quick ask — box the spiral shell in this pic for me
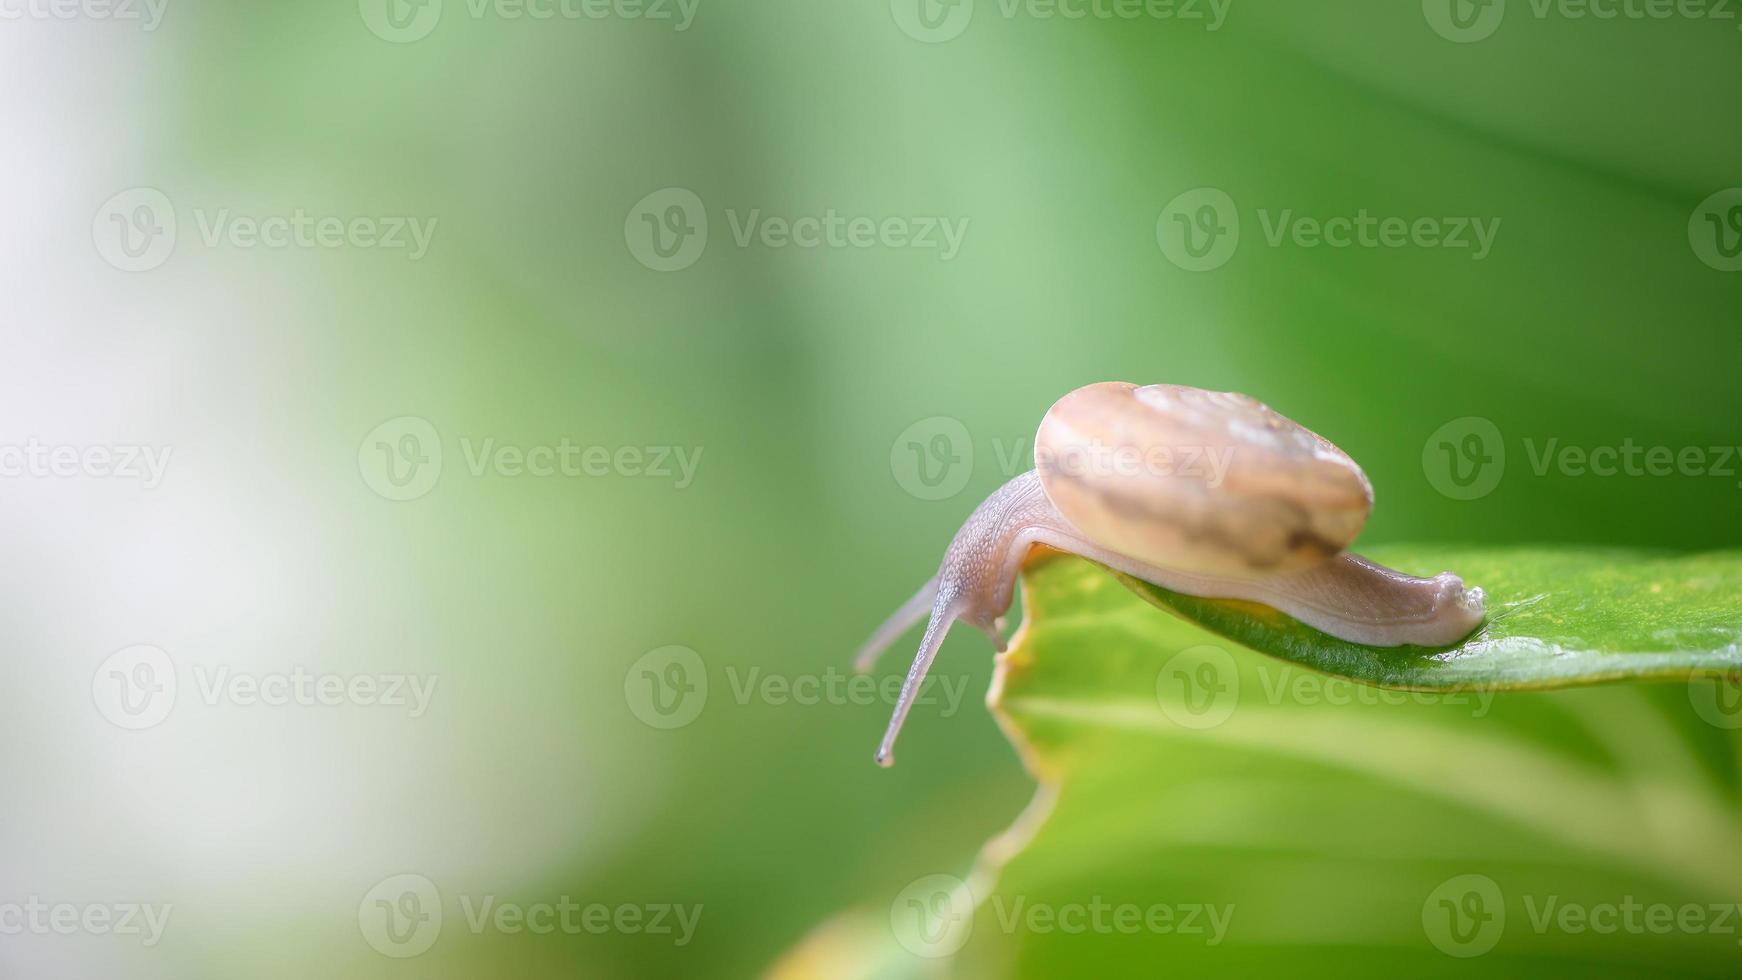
[1033,382,1373,579]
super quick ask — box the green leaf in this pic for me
[1116,546,1742,690]
[928,554,1742,978]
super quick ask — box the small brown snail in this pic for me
[856,382,1486,767]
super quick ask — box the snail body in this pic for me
[857,382,1486,767]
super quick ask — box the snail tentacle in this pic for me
[863,472,1063,766]
[853,576,938,674]
[873,598,958,768]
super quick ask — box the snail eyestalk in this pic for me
[854,577,937,675]
[873,598,958,768]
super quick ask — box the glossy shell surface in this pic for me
[1033,382,1373,579]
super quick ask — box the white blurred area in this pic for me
[0,24,612,979]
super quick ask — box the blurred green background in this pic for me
[3,0,1740,976]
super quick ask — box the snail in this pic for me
[856,382,1486,767]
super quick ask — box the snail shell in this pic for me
[1034,382,1372,579]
